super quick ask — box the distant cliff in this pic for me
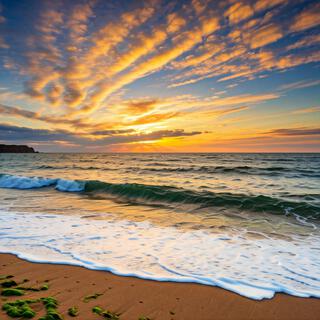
[0,144,37,153]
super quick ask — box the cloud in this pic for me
[254,0,287,12]
[0,123,202,150]
[129,112,180,125]
[166,12,187,33]
[201,105,249,117]
[0,123,77,142]
[225,2,254,25]
[279,79,320,91]
[91,129,135,136]
[0,103,90,128]
[290,2,320,33]
[265,127,320,136]
[292,106,320,114]
[123,99,159,115]
[286,34,320,51]
[80,14,220,114]
[244,23,283,49]
[66,0,95,45]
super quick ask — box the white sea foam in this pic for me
[0,211,319,300]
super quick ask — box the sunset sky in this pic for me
[0,0,319,152]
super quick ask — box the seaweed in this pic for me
[138,317,151,320]
[68,306,79,317]
[16,283,49,292]
[1,280,17,288]
[39,297,63,320]
[39,309,63,320]
[1,296,63,319]
[92,306,103,314]
[92,306,119,319]
[83,293,103,303]
[1,288,24,296]
[2,300,37,318]
[41,297,58,309]
[41,284,49,291]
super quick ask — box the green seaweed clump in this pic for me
[138,317,151,320]
[92,306,103,314]
[41,297,58,309]
[39,297,63,320]
[16,283,49,292]
[40,284,49,291]
[1,279,17,288]
[1,288,24,296]
[68,306,79,317]
[83,293,103,303]
[92,306,119,319]
[2,300,36,318]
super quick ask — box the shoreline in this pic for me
[1,253,319,320]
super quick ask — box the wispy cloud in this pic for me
[292,106,320,114]
[279,79,320,91]
[265,127,320,136]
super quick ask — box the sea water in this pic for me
[0,153,319,299]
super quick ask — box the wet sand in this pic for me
[1,253,319,320]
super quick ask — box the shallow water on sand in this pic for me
[0,153,319,299]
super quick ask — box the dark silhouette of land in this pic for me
[0,144,37,153]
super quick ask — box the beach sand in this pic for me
[1,253,319,320]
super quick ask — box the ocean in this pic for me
[0,153,319,300]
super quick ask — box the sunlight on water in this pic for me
[0,153,319,299]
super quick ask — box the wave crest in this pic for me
[1,173,319,220]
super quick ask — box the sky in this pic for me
[0,0,319,152]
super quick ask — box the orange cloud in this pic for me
[166,12,187,33]
[292,106,320,114]
[245,23,282,49]
[67,1,95,45]
[81,15,220,114]
[123,99,159,115]
[225,2,254,25]
[129,112,180,125]
[290,3,320,33]
[254,0,287,12]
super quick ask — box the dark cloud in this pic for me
[0,123,76,142]
[0,123,203,150]
[265,127,320,136]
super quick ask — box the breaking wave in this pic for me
[1,173,319,220]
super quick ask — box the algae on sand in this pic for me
[68,306,79,317]
[2,299,38,319]
[92,305,120,319]
[83,293,103,303]
[1,288,24,296]
[1,280,17,288]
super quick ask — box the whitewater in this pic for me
[0,153,319,300]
